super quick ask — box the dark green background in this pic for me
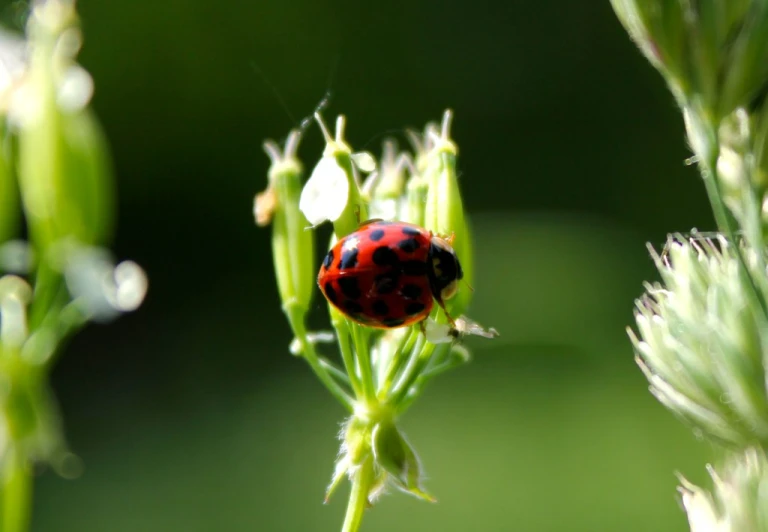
[4,0,718,530]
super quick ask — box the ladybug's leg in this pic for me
[434,295,457,327]
[358,217,384,228]
[434,231,456,246]
[353,205,383,228]
[418,320,427,337]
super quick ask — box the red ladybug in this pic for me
[318,220,463,328]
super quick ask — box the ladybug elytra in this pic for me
[317,220,463,329]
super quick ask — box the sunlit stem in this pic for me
[341,456,374,532]
[350,323,375,403]
[331,311,363,398]
[396,343,451,414]
[693,111,768,322]
[378,328,419,396]
[318,356,351,385]
[1,447,33,532]
[286,304,354,412]
[387,334,434,408]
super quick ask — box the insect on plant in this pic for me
[256,109,496,532]
[318,219,464,331]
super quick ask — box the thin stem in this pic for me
[397,343,452,414]
[288,308,355,412]
[318,356,351,385]
[350,323,375,402]
[332,316,363,398]
[388,335,434,407]
[698,121,768,321]
[378,328,418,397]
[2,448,33,532]
[341,457,374,532]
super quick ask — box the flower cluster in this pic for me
[256,109,496,532]
[632,234,768,447]
[0,2,146,529]
[680,448,768,532]
[612,0,768,529]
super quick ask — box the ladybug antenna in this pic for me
[462,278,475,293]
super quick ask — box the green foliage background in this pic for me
[0,0,719,530]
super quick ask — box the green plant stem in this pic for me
[2,448,33,532]
[342,457,374,532]
[350,324,375,402]
[698,121,768,322]
[288,308,354,412]
[388,335,435,408]
[378,329,418,396]
[332,316,363,399]
[318,356,351,384]
[397,343,452,413]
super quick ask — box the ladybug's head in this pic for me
[427,236,464,304]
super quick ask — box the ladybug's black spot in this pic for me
[402,226,421,236]
[323,249,334,270]
[344,300,364,314]
[383,317,405,327]
[339,248,359,270]
[369,229,386,242]
[405,302,426,316]
[372,246,400,267]
[397,238,420,253]
[402,260,428,276]
[372,300,389,316]
[401,284,422,300]
[338,277,361,300]
[324,282,338,304]
[374,273,399,294]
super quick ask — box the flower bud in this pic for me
[299,113,370,239]
[679,448,768,532]
[62,244,148,323]
[422,110,473,318]
[259,131,315,316]
[16,0,114,255]
[631,234,768,447]
[609,0,688,102]
[365,140,410,221]
[371,419,434,502]
[0,275,32,348]
[611,0,760,119]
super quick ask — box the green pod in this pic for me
[270,152,315,315]
[330,150,367,240]
[404,175,428,227]
[423,140,473,318]
[17,9,113,252]
[58,109,115,246]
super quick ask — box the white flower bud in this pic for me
[679,449,768,532]
[63,246,147,322]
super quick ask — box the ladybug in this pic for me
[318,220,463,329]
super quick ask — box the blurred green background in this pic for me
[2,0,721,530]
